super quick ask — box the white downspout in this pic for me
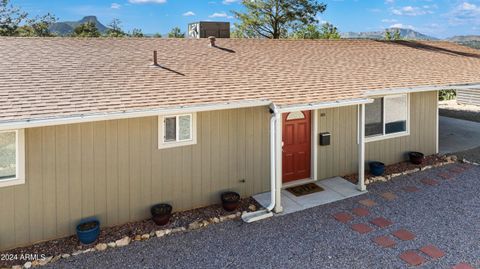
[241,105,278,222]
[357,103,366,191]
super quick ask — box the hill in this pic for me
[49,16,108,36]
[342,28,437,40]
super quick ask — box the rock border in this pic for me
[365,155,460,185]
[10,212,244,269]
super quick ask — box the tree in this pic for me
[393,29,401,40]
[233,0,327,39]
[72,21,101,37]
[21,13,57,37]
[384,29,392,41]
[105,18,125,37]
[0,0,27,36]
[291,22,340,39]
[153,32,162,38]
[168,27,184,38]
[131,28,143,37]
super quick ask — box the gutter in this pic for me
[275,98,374,113]
[0,100,271,131]
[365,82,480,97]
[241,104,279,223]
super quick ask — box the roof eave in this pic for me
[0,99,271,131]
[365,82,480,97]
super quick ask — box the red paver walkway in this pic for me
[352,207,369,217]
[392,229,416,241]
[358,199,377,207]
[370,217,393,228]
[399,250,426,266]
[372,236,396,248]
[421,178,439,186]
[351,223,374,234]
[452,263,475,269]
[380,192,397,201]
[438,172,454,180]
[333,212,353,223]
[419,245,445,259]
[403,186,420,192]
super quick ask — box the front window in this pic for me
[365,94,409,141]
[158,113,197,149]
[0,129,25,187]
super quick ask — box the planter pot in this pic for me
[221,192,240,212]
[151,204,172,226]
[369,161,385,176]
[76,219,100,245]
[409,152,424,165]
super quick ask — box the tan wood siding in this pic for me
[317,91,438,179]
[457,89,480,106]
[0,107,270,251]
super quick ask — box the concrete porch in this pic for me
[253,177,367,215]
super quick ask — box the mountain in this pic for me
[49,16,108,36]
[448,35,480,42]
[342,28,438,41]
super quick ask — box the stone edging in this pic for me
[11,212,244,269]
[364,156,459,185]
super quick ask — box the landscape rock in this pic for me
[83,248,95,254]
[115,236,131,247]
[211,217,220,223]
[72,250,83,256]
[141,234,150,240]
[61,254,71,259]
[164,229,172,235]
[51,255,62,263]
[95,243,108,251]
[248,204,257,211]
[107,242,116,248]
[23,262,32,269]
[11,265,22,269]
[38,256,53,266]
[188,221,201,230]
[134,235,142,241]
[202,220,210,227]
[172,227,186,233]
[155,230,165,237]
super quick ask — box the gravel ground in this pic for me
[45,163,480,269]
[455,147,480,164]
[439,100,480,123]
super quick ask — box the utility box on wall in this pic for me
[319,132,331,146]
[188,22,230,38]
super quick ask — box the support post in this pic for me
[274,112,283,213]
[357,104,366,191]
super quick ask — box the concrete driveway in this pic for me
[47,163,480,269]
[439,116,480,154]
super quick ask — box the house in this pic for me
[457,88,480,106]
[1,37,480,251]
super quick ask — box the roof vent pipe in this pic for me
[208,36,216,47]
[153,50,158,66]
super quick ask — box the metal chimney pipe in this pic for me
[208,36,216,47]
[153,50,158,65]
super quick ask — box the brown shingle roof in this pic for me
[1,37,480,124]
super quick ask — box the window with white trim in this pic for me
[158,113,197,149]
[365,94,409,141]
[0,129,25,188]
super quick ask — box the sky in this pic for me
[10,0,480,38]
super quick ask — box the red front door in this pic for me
[282,111,311,183]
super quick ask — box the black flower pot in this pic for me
[409,152,424,165]
[369,161,385,176]
[221,192,240,212]
[151,203,172,226]
[76,218,100,245]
